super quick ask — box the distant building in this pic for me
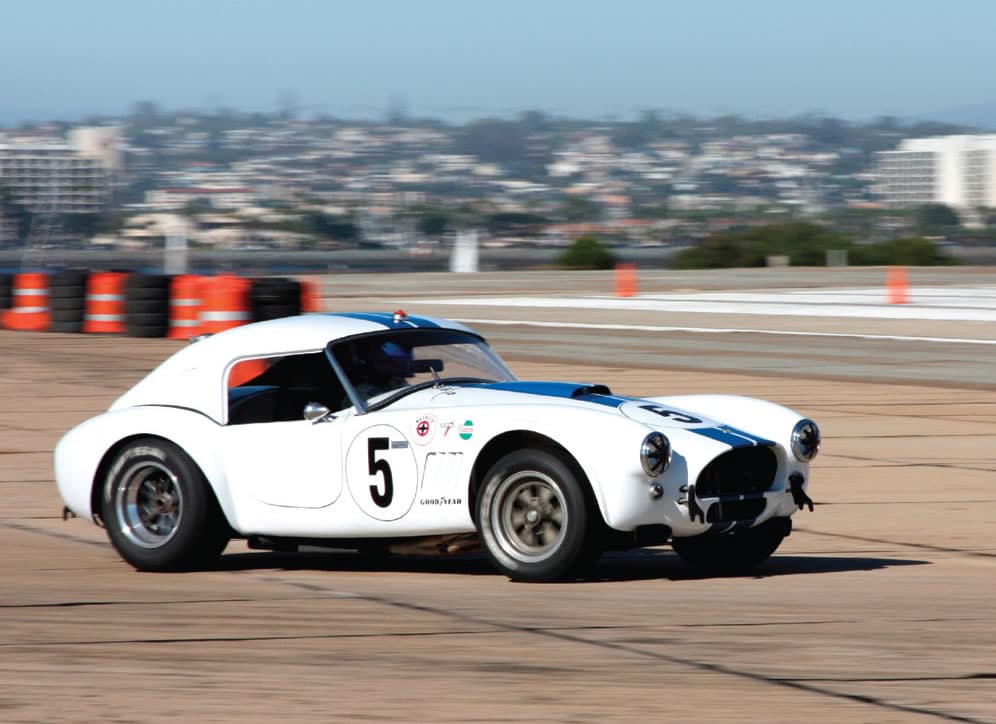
[875,135,996,211]
[0,126,121,243]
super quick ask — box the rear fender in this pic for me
[55,406,237,528]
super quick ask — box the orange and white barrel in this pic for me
[168,275,203,339]
[1,272,50,331]
[82,272,127,334]
[300,276,323,312]
[199,275,251,334]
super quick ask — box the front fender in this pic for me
[474,405,653,530]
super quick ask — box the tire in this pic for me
[49,305,86,333]
[477,449,590,582]
[126,319,169,338]
[251,278,301,321]
[0,273,11,309]
[254,302,300,321]
[671,518,788,574]
[50,304,85,320]
[126,274,171,302]
[101,437,229,571]
[49,269,88,289]
[127,298,169,314]
[49,284,87,301]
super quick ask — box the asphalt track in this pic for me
[1,267,994,723]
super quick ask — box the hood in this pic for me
[474,381,773,449]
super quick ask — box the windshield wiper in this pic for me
[365,377,489,413]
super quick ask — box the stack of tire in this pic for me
[250,277,301,322]
[0,272,11,312]
[49,269,90,333]
[125,274,171,338]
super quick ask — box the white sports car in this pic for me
[55,312,820,582]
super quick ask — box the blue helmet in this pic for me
[368,341,413,378]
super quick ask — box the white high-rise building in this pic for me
[875,134,996,211]
[0,126,121,244]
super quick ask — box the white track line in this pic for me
[450,317,996,346]
[417,286,996,322]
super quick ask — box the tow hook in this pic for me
[687,483,705,523]
[789,473,814,512]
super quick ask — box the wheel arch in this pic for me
[468,430,607,529]
[89,431,233,534]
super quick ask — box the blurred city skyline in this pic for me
[2,0,996,127]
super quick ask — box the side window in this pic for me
[227,352,347,425]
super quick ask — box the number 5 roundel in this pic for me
[345,425,418,521]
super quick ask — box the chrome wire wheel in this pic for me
[114,461,184,549]
[490,470,568,563]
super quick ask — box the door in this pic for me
[222,418,345,509]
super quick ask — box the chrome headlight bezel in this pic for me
[640,432,671,477]
[791,419,820,462]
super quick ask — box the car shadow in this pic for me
[589,549,930,582]
[207,546,930,582]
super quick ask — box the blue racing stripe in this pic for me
[333,312,440,330]
[723,425,775,447]
[334,312,394,328]
[690,426,759,448]
[404,314,440,328]
[478,381,631,408]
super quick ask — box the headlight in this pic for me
[791,419,820,462]
[640,432,671,477]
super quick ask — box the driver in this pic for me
[350,340,414,401]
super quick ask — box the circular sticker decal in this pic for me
[345,424,418,521]
[413,414,436,445]
[459,420,474,440]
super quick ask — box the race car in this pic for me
[54,311,820,582]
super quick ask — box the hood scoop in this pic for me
[570,384,612,398]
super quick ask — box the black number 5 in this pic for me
[640,405,702,424]
[367,437,394,508]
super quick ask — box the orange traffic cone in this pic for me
[615,263,637,298]
[886,266,909,304]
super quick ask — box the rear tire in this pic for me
[671,518,788,574]
[101,437,229,571]
[477,449,590,582]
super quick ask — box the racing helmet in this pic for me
[368,340,414,378]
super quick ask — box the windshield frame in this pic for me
[325,328,516,414]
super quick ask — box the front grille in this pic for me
[696,446,777,498]
[706,497,766,523]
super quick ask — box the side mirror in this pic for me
[303,401,332,423]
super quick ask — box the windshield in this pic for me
[329,329,515,411]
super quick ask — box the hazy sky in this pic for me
[1,0,993,124]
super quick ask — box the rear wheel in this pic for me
[101,438,229,571]
[671,518,788,574]
[477,449,592,582]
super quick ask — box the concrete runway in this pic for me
[1,268,995,723]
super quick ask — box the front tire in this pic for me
[477,449,590,582]
[102,437,229,571]
[671,518,788,574]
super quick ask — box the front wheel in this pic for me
[671,518,789,574]
[477,449,591,582]
[102,437,229,571]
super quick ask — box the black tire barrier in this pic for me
[250,277,301,322]
[125,273,171,338]
[0,273,11,310]
[125,311,170,338]
[48,269,90,334]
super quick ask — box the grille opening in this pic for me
[706,498,766,523]
[696,446,777,498]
